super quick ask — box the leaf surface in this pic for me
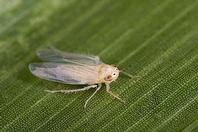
[0,0,198,131]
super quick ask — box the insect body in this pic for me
[29,48,135,108]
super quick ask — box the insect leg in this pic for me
[45,85,97,94]
[84,84,102,108]
[105,83,125,103]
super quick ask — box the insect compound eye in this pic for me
[107,75,112,79]
[105,75,113,81]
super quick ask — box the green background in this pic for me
[0,0,198,131]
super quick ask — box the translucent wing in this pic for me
[36,48,102,65]
[29,63,99,85]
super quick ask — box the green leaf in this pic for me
[0,0,198,131]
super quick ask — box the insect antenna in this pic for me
[120,70,140,79]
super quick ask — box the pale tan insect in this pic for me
[29,48,137,108]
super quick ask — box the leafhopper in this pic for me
[29,48,138,108]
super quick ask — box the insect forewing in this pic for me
[29,62,99,85]
[37,48,102,65]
